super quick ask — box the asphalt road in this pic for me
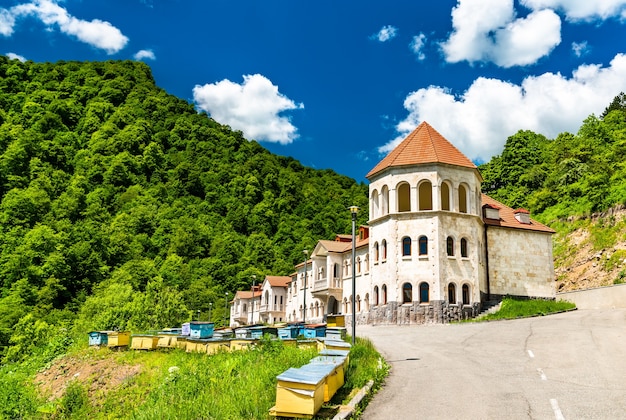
[357,309,626,420]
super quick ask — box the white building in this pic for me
[231,122,556,326]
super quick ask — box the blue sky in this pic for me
[2,0,626,182]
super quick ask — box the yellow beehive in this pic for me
[176,337,187,351]
[271,367,327,418]
[185,339,207,353]
[229,338,257,352]
[205,339,230,355]
[309,356,347,402]
[326,314,345,327]
[106,331,130,348]
[157,334,179,349]
[297,339,318,350]
[131,335,159,350]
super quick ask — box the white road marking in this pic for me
[550,398,565,420]
[537,368,547,381]
[528,349,535,358]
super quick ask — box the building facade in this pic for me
[230,122,556,327]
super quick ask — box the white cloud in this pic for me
[0,9,16,36]
[409,33,427,60]
[6,0,127,54]
[572,41,590,57]
[193,74,304,145]
[521,0,626,21]
[380,54,626,163]
[441,0,561,67]
[371,25,398,42]
[134,49,155,61]
[6,52,26,61]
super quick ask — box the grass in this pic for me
[0,335,388,420]
[474,297,576,321]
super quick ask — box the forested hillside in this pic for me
[0,58,368,361]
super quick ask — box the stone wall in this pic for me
[352,300,481,325]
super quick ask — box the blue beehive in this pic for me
[189,322,214,339]
[303,324,326,339]
[88,331,108,346]
[249,326,278,339]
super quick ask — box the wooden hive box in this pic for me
[249,326,278,339]
[319,349,350,370]
[88,331,108,347]
[326,314,345,327]
[272,367,327,418]
[176,336,187,351]
[157,333,179,349]
[229,338,257,352]
[322,338,351,352]
[325,327,347,341]
[131,335,159,350]
[297,339,318,350]
[189,322,214,339]
[299,362,339,403]
[205,338,230,355]
[106,331,130,348]
[309,355,348,401]
[303,324,326,339]
[185,339,208,353]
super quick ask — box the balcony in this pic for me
[311,276,342,298]
[260,304,284,314]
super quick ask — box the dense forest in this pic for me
[0,57,625,367]
[0,58,368,362]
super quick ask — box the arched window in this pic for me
[374,286,379,305]
[397,182,411,212]
[461,238,468,258]
[243,303,247,313]
[418,235,428,256]
[419,282,430,303]
[462,284,470,305]
[402,237,412,256]
[382,185,389,215]
[459,184,468,213]
[365,293,370,311]
[315,302,319,317]
[365,254,370,272]
[402,283,413,303]
[356,256,361,274]
[382,284,388,304]
[441,182,450,211]
[333,263,340,279]
[448,283,456,304]
[382,240,387,260]
[418,180,433,210]
[343,298,348,313]
[357,295,361,312]
[265,290,269,305]
[319,267,325,280]
[446,236,455,256]
[371,189,380,219]
[344,261,349,276]
[374,242,379,263]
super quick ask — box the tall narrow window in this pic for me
[418,236,428,255]
[356,257,361,274]
[419,282,429,303]
[441,182,450,210]
[461,238,468,258]
[374,242,379,262]
[371,190,379,219]
[397,182,411,212]
[419,181,433,210]
[448,283,456,304]
[374,286,379,306]
[402,283,412,303]
[462,284,470,305]
[382,185,389,215]
[402,237,412,256]
[459,185,468,213]
[382,240,387,260]
[382,284,388,304]
[446,236,455,256]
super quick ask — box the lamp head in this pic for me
[349,205,359,214]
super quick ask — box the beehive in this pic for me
[326,314,345,327]
[271,367,327,418]
[189,322,214,339]
[131,335,159,350]
[106,331,130,348]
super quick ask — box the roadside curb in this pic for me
[332,379,375,420]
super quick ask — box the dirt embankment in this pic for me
[555,206,626,292]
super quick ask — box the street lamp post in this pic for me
[303,249,308,324]
[350,205,359,345]
[209,303,212,322]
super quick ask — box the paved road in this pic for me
[357,309,626,419]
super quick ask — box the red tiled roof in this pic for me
[481,194,555,233]
[266,276,291,287]
[366,121,477,179]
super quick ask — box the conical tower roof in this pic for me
[366,122,477,179]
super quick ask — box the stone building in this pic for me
[230,122,556,326]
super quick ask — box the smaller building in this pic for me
[230,276,291,327]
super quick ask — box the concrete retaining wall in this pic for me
[557,284,626,309]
